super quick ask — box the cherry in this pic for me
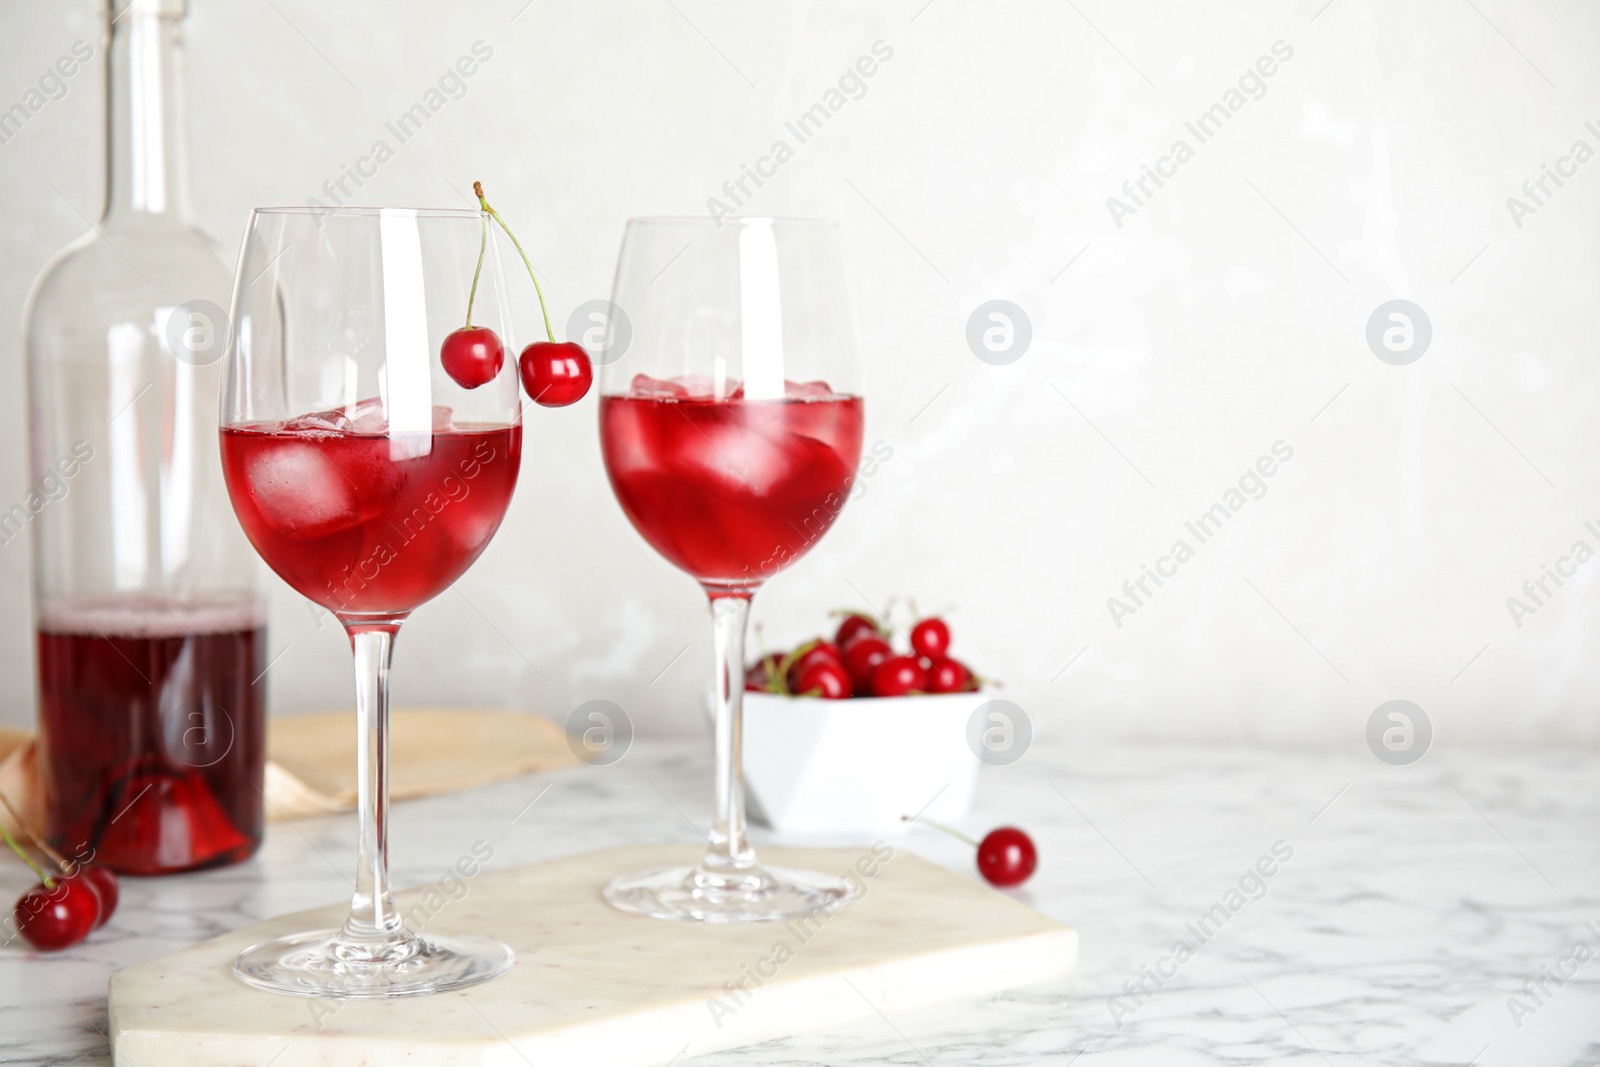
[78,867,119,928]
[14,877,98,951]
[440,326,504,389]
[843,636,892,687]
[795,658,852,699]
[902,815,1038,888]
[927,657,974,694]
[786,641,843,690]
[440,198,502,389]
[3,812,106,945]
[834,613,881,649]
[869,655,927,697]
[519,341,592,407]
[468,181,592,408]
[745,660,771,692]
[910,617,951,661]
[976,827,1037,887]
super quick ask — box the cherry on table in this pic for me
[440,326,505,389]
[910,617,951,660]
[519,341,592,407]
[977,827,1037,887]
[869,655,927,697]
[903,816,1039,888]
[14,877,99,951]
[78,867,119,928]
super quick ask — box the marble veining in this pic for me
[2,737,1597,1065]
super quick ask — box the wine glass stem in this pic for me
[703,593,756,879]
[339,621,409,958]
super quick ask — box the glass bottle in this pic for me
[22,0,266,875]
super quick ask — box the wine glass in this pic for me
[220,206,521,996]
[599,217,865,922]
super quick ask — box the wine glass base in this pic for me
[603,863,856,923]
[232,929,514,998]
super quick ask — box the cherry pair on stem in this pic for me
[439,182,592,407]
[2,794,119,952]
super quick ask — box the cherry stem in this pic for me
[901,813,979,847]
[759,652,783,694]
[462,212,487,329]
[473,181,555,342]
[0,822,52,888]
[766,639,821,696]
[0,788,69,872]
[827,607,888,636]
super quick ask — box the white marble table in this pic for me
[2,736,1596,1066]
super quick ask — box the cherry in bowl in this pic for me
[910,617,951,660]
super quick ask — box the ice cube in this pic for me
[281,409,351,434]
[684,407,843,498]
[784,379,837,400]
[672,376,724,399]
[245,442,358,539]
[346,396,389,435]
[629,374,689,399]
[629,374,753,400]
[286,399,455,436]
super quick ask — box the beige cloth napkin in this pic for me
[265,708,575,819]
[0,727,41,840]
[0,710,575,831]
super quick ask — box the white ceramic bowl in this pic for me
[739,690,986,837]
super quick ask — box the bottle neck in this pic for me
[105,10,192,224]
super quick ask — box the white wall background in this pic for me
[3,0,1599,747]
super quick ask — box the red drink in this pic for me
[36,600,265,875]
[220,415,521,616]
[601,378,864,590]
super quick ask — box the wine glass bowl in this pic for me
[600,387,863,591]
[219,420,521,617]
[220,206,520,996]
[599,217,865,921]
